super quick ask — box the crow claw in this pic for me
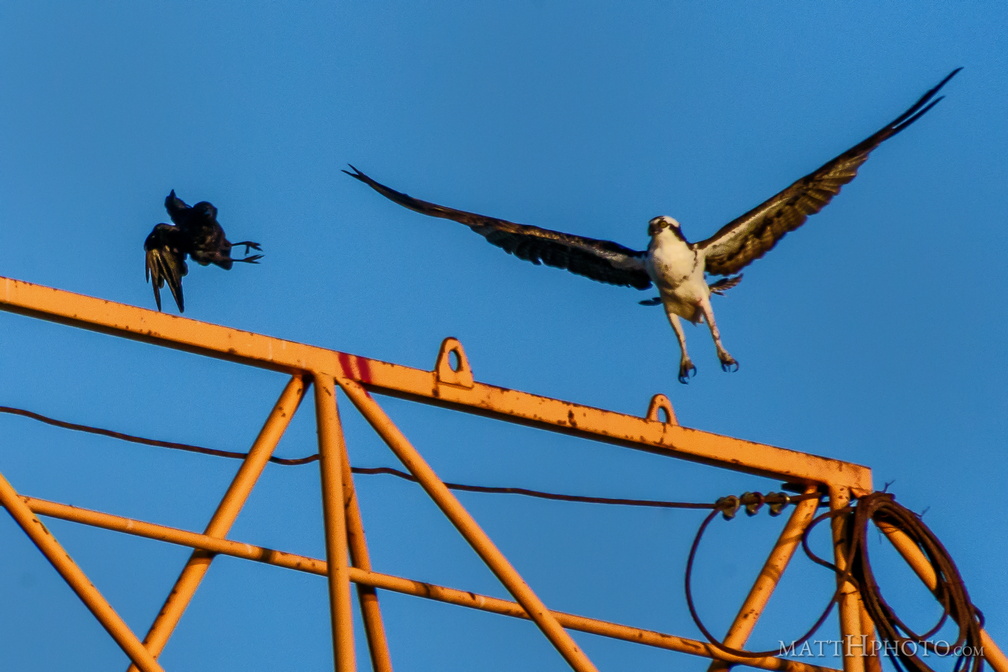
[232,241,262,255]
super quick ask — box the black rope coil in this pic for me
[803,492,985,672]
[686,491,986,672]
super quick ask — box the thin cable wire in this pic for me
[684,504,847,658]
[0,403,744,510]
[353,466,718,509]
[4,406,986,669]
[0,405,319,465]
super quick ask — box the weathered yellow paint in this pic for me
[0,276,871,492]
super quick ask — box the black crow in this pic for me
[144,190,262,312]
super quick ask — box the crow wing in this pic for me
[144,223,188,312]
[698,68,960,277]
[164,189,192,227]
[344,166,652,290]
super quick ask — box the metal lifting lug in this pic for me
[434,337,474,389]
[645,394,678,425]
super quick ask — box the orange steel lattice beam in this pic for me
[0,276,871,491]
[0,473,166,672]
[314,374,360,672]
[2,274,1000,672]
[18,493,837,672]
[126,374,308,672]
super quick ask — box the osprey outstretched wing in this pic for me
[343,166,652,290]
[698,67,962,276]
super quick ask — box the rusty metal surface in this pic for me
[126,375,307,672]
[0,275,872,492]
[0,473,166,672]
[21,492,839,672]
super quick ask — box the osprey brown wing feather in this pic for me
[344,166,652,290]
[699,67,960,277]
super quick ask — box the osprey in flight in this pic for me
[144,190,263,313]
[346,69,959,383]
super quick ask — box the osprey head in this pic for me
[648,215,682,237]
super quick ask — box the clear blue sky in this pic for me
[1,2,1005,670]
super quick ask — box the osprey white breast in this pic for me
[645,217,704,299]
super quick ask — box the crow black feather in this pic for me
[143,190,263,313]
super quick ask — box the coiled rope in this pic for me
[686,491,986,672]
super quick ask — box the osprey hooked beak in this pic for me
[648,215,681,237]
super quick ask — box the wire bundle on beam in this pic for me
[812,493,985,672]
[685,489,986,671]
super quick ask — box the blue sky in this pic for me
[1,2,1005,670]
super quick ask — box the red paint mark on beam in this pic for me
[337,352,374,397]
